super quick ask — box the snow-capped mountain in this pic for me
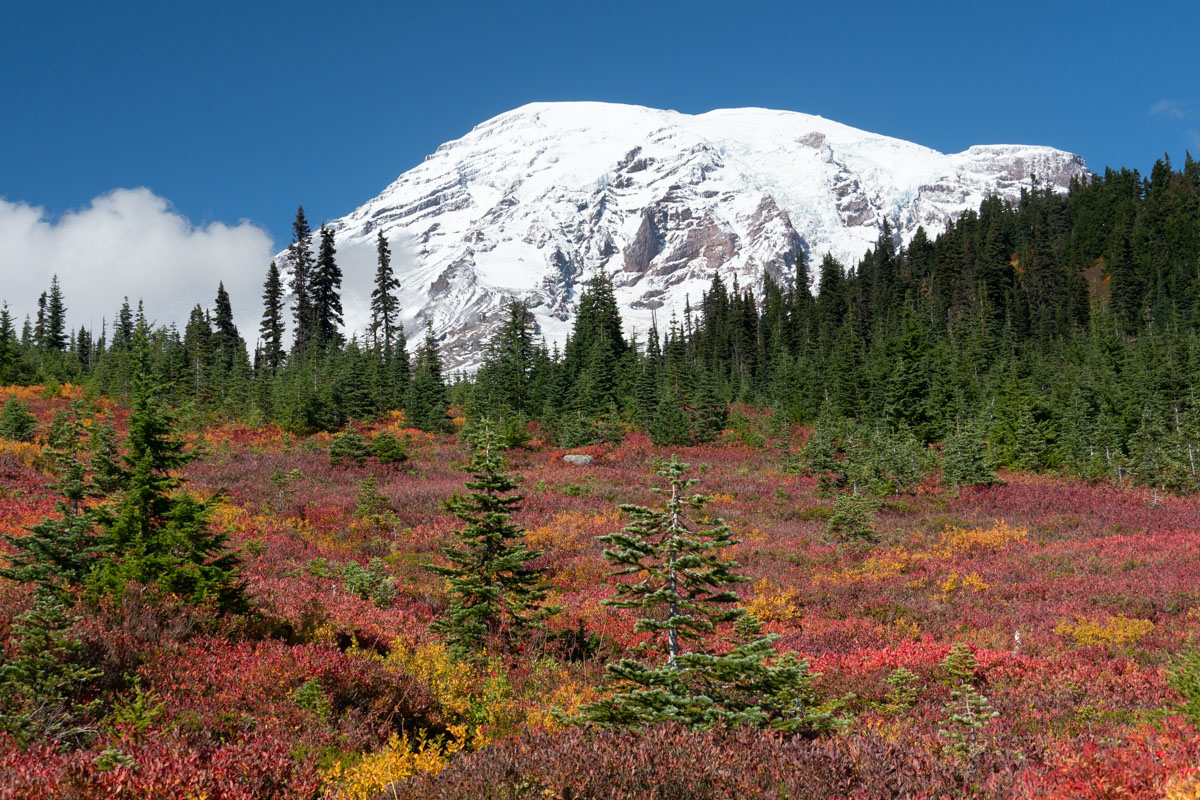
[291,102,1088,369]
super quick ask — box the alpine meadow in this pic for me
[5,89,1200,799]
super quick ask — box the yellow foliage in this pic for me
[1054,614,1154,647]
[0,440,45,472]
[744,578,801,623]
[386,641,477,719]
[523,677,600,733]
[936,520,1027,557]
[324,728,464,800]
[1,383,80,401]
[1166,771,1200,800]
[526,508,621,554]
[887,617,921,640]
[939,571,990,601]
[812,548,927,586]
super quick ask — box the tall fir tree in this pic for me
[370,230,401,352]
[287,206,316,352]
[311,224,344,349]
[259,261,286,375]
[43,275,68,352]
[407,321,450,432]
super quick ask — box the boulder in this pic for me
[562,454,594,466]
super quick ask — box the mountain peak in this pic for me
[285,102,1088,369]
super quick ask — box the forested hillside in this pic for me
[4,155,1200,493]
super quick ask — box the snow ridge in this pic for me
[288,102,1088,369]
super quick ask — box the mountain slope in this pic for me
[290,102,1088,368]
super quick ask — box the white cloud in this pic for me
[0,188,275,343]
[1150,99,1188,119]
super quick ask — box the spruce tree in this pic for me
[311,224,344,349]
[43,275,68,353]
[370,230,401,352]
[1,402,108,595]
[287,206,316,352]
[89,323,245,611]
[407,321,450,432]
[0,395,37,442]
[583,457,842,732]
[259,260,286,375]
[426,422,555,655]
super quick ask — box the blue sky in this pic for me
[1,0,1198,330]
[3,0,1198,244]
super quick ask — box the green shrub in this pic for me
[371,432,408,465]
[342,558,395,607]
[0,396,37,442]
[329,431,371,466]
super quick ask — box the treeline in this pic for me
[4,154,1200,491]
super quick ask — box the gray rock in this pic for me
[562,454,594,466]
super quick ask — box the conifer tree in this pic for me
[89,322,244,611]
[210,282,242,388]
[407,322,450,432]
[426,422,555,655]
[0,591,101,748]
[942,417,1000,489]
[89,418,128,496]
[182,305,212,399]
[649,384,692,447]
[583,457,843,732]
[1,402,110,597]
[370,230,401,352]
[311,224,344,349]
[259,260,286,375]
[0,395,37,442]
[287,206,316,352]
[0,303,21,383]
[43,275,68,353]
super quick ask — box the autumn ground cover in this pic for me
[4,389,1200,797]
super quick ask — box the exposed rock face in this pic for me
[281,102,1088,370]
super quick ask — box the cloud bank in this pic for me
[0,188,276,343]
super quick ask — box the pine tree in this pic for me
[259,260,286,375]
[0,591,101,748]
[287,206,316,352]
[583,458,843,732]
[426,422,555,655]
[0,395,37,442]
[88,323,244,611]
[311,224,344,349]
[370,230,401,352]
[43,275,68,352]
[407,322,450,433]
[1,402,108,595]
